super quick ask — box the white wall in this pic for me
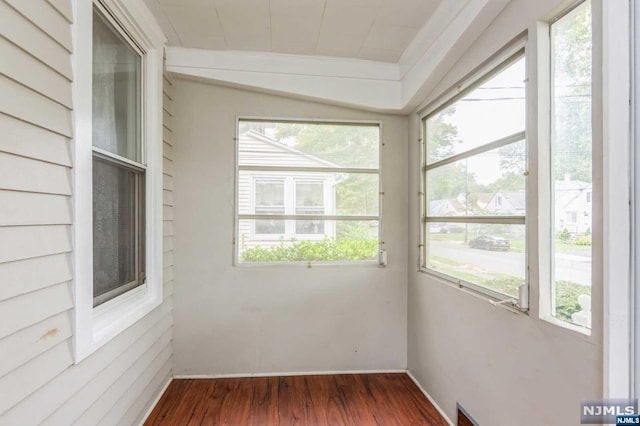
[172,80,408,375]
[0,2,174,424]
[407,0,603,424]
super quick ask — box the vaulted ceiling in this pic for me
[145,0,441,63]
[143,0,512,113]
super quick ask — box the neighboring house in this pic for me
[428,198,466,216]
[554,177,592,234]
[485,191,526,216]
[237,130,342,247]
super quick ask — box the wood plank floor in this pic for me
[145,373,447,425]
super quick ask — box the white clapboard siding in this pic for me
[163,157,174,175]
[163,173,173,191]
[118,364,172,426]
[0,225,71,264]
[47,0,72,23]
[0,75,72,137]
[41,315,173,426]
[0,114,72,166]
[0,282,72,340]
[0,253,71,301]
[0,1,72,79]
[0,39,73,108]
[4,0,73,52]
[0,151,71,195]
[163,189,173,206]
[1,302,172,425]
[97,346,173,426]
[0,311,72,378]
[163,142,173,160]
[0,340,74,415]
[163,92,173,115]
[73,333,173,426]
[163,126,173,145]
[0,4,174,425]
[163,220,174,236]
[0,191,71,226]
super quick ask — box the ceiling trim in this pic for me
[164,0,510,113]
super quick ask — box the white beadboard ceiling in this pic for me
[144,0,441,63]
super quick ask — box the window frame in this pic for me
[73,0,166,362]
[538,0,596,335]
[234,117,383,266]
[418,39,530,309]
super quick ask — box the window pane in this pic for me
[426,57,525,164]
[254,180,285,234]
[427,223,526,298]
[92,8,142,162]
[239,171,378,216]
[296,182,323,208]
[239,220,379,262]
[427,140,526,217]
[93,158,143,305]
[551,1,592,328]
[255,181,285,208]
[239,121,379,169]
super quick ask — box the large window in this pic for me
[92,7,145,307]
[73,0,164,361]
[549,0,593,329]
[236,120,381,264]
[421,51,528,305]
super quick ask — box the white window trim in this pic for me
[250,176,332,239]
[418,39,529,310]
[537,0,600,337]
[72,0,166,362]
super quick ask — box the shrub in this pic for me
[558,228,571,242]
[240,237,378,262]
[572,234,591,246]
[555,280,591,322]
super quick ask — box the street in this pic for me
[430,240,591,287]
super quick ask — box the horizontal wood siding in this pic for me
[0,2,174,425]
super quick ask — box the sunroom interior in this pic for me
[0,0,637,424]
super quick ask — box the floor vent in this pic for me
[457,403,479,426]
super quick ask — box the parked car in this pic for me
[468,235,510,251]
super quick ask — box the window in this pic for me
[421,50,528,306]
[295,181,325,235]
[549,0,593,329]
[254,179,285,235]
[236,120,381,264]
[73,0,165,361]
[92,7,145,307]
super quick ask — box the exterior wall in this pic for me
[407,0,603,424]
[0,1,174,424]
[172,80,408,375]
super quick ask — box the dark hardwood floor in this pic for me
[145,373,448,425]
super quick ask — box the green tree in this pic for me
[551,1,592,183]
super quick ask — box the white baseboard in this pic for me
[173,369,407,379]
[138,375,173,426]
[406,370,454,426]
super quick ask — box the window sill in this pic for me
[75,282,162,362]
[419,267,529,316]
[236,260,383,268]
[539,313,591,336]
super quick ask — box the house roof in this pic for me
[239,130,341,169]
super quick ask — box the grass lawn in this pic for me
[428,255,590,323]
[430,233,590,255]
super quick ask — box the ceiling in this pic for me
[144,0,442,63]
